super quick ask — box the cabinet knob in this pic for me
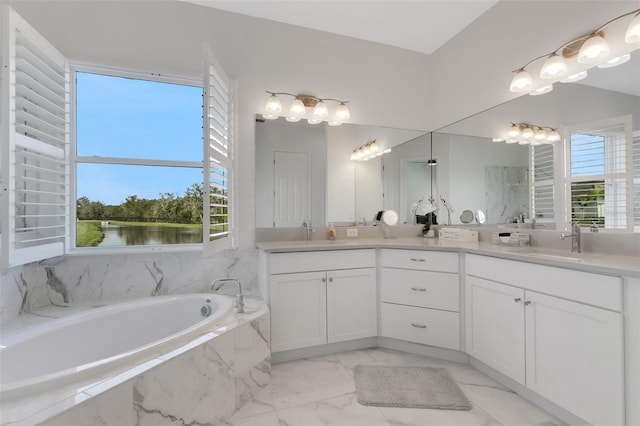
[514,297,522,303]
[411,323,427,329]
[524,299,532,306]
[329,277,333,283]
[322,277,326,283]
[410,258,426,262]
[411,287,427,292]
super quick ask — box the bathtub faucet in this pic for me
[211,278,245,313]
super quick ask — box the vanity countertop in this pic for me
[257,238,640,278]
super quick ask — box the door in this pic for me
[525,291,624,426]
[327,268,376,343]
[465,276,526,384]
[274,151,309,227]
[269,271,326,352]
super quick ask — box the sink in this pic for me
[525,253,600,264]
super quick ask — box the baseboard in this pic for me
[376,337,469,364]
[271,337,377,363]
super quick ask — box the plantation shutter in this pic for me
[633,131,640,232]
[531,144,555,222]
[203,46,235,254]
[1,6,70,268]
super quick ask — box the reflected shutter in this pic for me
[531,144,555,222]
[1,6,70,268]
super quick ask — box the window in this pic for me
[565,116,633,231]
[73,70,205,249]
[530,144,555,223]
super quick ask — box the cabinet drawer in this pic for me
[380,249,458,273]
[466,254,622,311]
[381,268,459,311]
[380,303,460,350]
[270,249,375,274]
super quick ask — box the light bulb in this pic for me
[509,69,533,93]
[350,151,358,161]
[313,101,328,119]
[625,12,640,43]
[520,126,534,139]
[335,102,351,120]
[262,113,278,120]
[327,121,342,127]
[540,54,567,79]
[560,70,588,83]
[370,141,379,152]
[289,98,306,117]
[507,124,521,138]
[307,118,322,124]
[518,139,531,145]
[505,139,519,144]
[285,115,301,123]
[529,84,553,96]
[597,53,631,68]
[546,129,561,142]
[492,138,505,142]
[533,127,547,141]
[264,94,282,114]
[578,34,610,63]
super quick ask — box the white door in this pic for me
[525,291,624,426]
[274,151,309,227]
[269,271,326,352]
[327,268,377,343]
[465,276,526,384]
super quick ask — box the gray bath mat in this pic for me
[354,365,472,410]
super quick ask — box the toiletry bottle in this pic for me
[328,223,336,240]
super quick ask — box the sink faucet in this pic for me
[302,220,313,241]
[211,278,245,313]
[560,221,581,254]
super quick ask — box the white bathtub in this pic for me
[0,293,234,400]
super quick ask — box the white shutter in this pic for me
[203,46,234,254]
[531,144,555,222]
[1,6,70,268]
[633,131,640,232]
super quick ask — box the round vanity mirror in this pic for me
[475,209,486,224]
[382,210,399,226]
[460,210,474,224]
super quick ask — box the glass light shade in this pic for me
[285,115,301,123]
[265,94,282,114]
[518,139,531,145]
[327,120,342,127]
[529,84,553,96]
[370,142,379,152]
[335,103,351,120]
[506,139,519,144]
[356,149,365,158]
[507,124,521,138]
[534,128,547,140]
[577,34,610,63]
[350,151,358,161]
[560,70,588,83]
[540,54,567,79]
[492,138,505,142]
[363,147,372,155]
[262,113,278,120]
[307,118,322,124]
[383,149,392,154]
[313,101,329,119]
[509,69,533,93]
[597,53,631,68]
[520,126,534,139]
[289,98,306,117]
[546,129,561,142]
[625,12,640,43]
[530,139,543,146]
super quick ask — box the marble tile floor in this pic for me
[228,348,566,426]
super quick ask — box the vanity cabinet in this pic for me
[465,254,624,426]
[269,249,376,352]
[379,249,460,350]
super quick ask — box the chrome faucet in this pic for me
[560,221,581,254]
[302,220,313,241]
[211,278,245,313]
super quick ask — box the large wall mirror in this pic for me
[255,51,639,231]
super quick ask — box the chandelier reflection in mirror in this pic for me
[263,91,350,126]
[509,8,640,95]
[349,139,391,161]
[493,123,561,145]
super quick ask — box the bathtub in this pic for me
[0,293,234,400]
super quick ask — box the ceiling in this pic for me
[181,0,499,55]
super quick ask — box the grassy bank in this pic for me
[76,221,105,247]
[108,220,202,229]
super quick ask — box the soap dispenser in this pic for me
[328,223,336,240]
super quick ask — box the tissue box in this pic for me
[439,228,479,242]
[491,232,530,247]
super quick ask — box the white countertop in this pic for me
[257,237,640,278]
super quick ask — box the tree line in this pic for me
[77,183,208,224]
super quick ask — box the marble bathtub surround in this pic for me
[0,297,270,425]
[484,166,529,225]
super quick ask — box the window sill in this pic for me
[68,244,203,257]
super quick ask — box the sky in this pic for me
[76,72,203,205]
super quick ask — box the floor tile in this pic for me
[377,404,502,426]
[276,393,390,426]
[233,386,276,420]
[230,410,281,426]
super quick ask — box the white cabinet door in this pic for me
[466,276,526,385]
[525,291,624,426]
[327,268,376,343]
[270,271,327,352]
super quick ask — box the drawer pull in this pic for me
[411,287,427,292]
[322,277,326,283]
[410,258,426,262]
[524,299,532,306]
[514,297,522,303]
[411,323,427,329]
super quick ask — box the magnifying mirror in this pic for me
[460,210,474,224]
[382,210,399,226]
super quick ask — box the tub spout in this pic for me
[211,278,245,313]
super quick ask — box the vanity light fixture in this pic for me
[509,8,640,95]
[350,139,390,161]
[498,123,561,145]
[262,91,351,125]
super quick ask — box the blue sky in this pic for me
[76,72,203,205]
